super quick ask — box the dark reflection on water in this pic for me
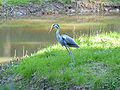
[0,15,120,58]
[0,27,55,57]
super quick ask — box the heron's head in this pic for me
[49,24,60,32]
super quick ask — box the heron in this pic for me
[49,24,79,61]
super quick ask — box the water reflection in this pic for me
[0,15,120,59]
[0,28,55,57]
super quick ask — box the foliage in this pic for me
[0,0,1,5]
[110,0,120,3]
[90,0,120,3]
[13,32,120,89]
[5,0,71,5]
[6,0,29,5]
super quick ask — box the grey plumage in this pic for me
[61,34,79,47]
[49,24,79,48]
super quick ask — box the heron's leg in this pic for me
[65,47,75,67]
[67,47,73,55]
[68,47,75,62]
[65,46,71,55]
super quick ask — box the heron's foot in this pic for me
[69,59,76,67]
[69,62,74,67]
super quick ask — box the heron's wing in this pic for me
[61,34,79,48]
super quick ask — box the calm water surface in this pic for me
[0,15,120,62]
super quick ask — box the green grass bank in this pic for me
[9,32,120,89]
[4,0,71,5]
[3,0,120,5]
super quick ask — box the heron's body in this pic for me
[49,23,79,56]
[55,24,79,48]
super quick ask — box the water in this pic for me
[0,14,120,63]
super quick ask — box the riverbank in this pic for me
[0,32,120,89]
[0,1,120,17]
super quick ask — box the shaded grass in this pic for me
[13,32,120,89]
[5,0,71,5]
[0,0,1,5]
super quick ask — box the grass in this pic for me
[5,0,71,5]
[10,32,120,89]
[4,0,120,5]
[6,0,29,5]
[0,0,1,5]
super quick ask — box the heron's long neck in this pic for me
[56,28,61,39]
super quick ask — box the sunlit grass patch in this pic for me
[5,0,71,5]
[13,32,120,89]
[6,0,29,5]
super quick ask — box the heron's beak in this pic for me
[49,26,53,33]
